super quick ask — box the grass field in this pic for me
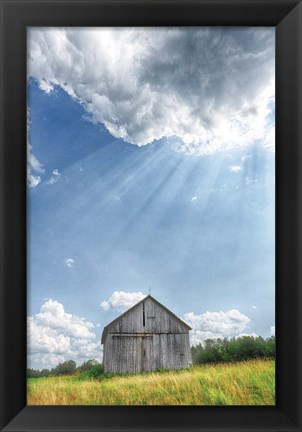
[27,359,275,405]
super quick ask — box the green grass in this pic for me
[27,358,275,405]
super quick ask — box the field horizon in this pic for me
[27,358,275,406]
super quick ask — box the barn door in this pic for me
[141,335,153,371]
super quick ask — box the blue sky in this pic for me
[27,28,275,370]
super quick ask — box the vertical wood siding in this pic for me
[103,297,192,373]
[107,297,189,334]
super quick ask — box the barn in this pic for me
[101,295,192,373]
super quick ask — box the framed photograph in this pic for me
[26,24,277,405]
[0,0,301,431]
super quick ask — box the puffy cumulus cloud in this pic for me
[28,27,275,155]
[35,299,95,339]
[28,317,71,354]
[183,309,251,346]
[270,325,275,336]
[101,291,146,312]
[28,299,102,369]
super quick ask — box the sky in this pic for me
[27,27,275,370]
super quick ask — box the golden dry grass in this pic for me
[27,358,275,406]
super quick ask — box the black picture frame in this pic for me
[0,0,301,431]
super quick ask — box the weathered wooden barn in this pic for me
[101,295,192,373]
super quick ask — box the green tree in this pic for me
[27,368,41,378]
[52,360,77,375]
[77,359,99,372]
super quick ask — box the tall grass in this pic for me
[27,358,275,406]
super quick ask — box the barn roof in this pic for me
[101,295,191,344]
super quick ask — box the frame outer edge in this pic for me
[0,0,302,431]
[276,1,302,428]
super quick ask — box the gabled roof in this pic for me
[101,295,191,344]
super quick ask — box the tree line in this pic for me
[27,359,104,378]
[27,336,275,377]
[191,335,275,365]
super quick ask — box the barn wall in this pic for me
[103,296,192,373]
[156,333,192,370]
[144,297,190,334]
[103,332,192,373]
[103,334,143,374]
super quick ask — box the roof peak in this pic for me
[101,294,192,344]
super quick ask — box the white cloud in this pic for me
[263,124,275,152]
[46,178,56,185]
[27,299,102,369]
[183,309,251,345]
[27,172,41,188]
[111,195,121,201]
[101,291,146,312]
[270,325,275,336]
[46,169,61,185]
[230,165,242,173]
[27,109,44,187]
[28,316,71,354]
[28,148,44,174]
[64,258,74,268]
[190,196,198,202]
[35,299,95,339]
[28,28,275,156]
[39,79,54,93]
[237,333,258,338]
[189,330,225,346]
[252,305,257,310]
